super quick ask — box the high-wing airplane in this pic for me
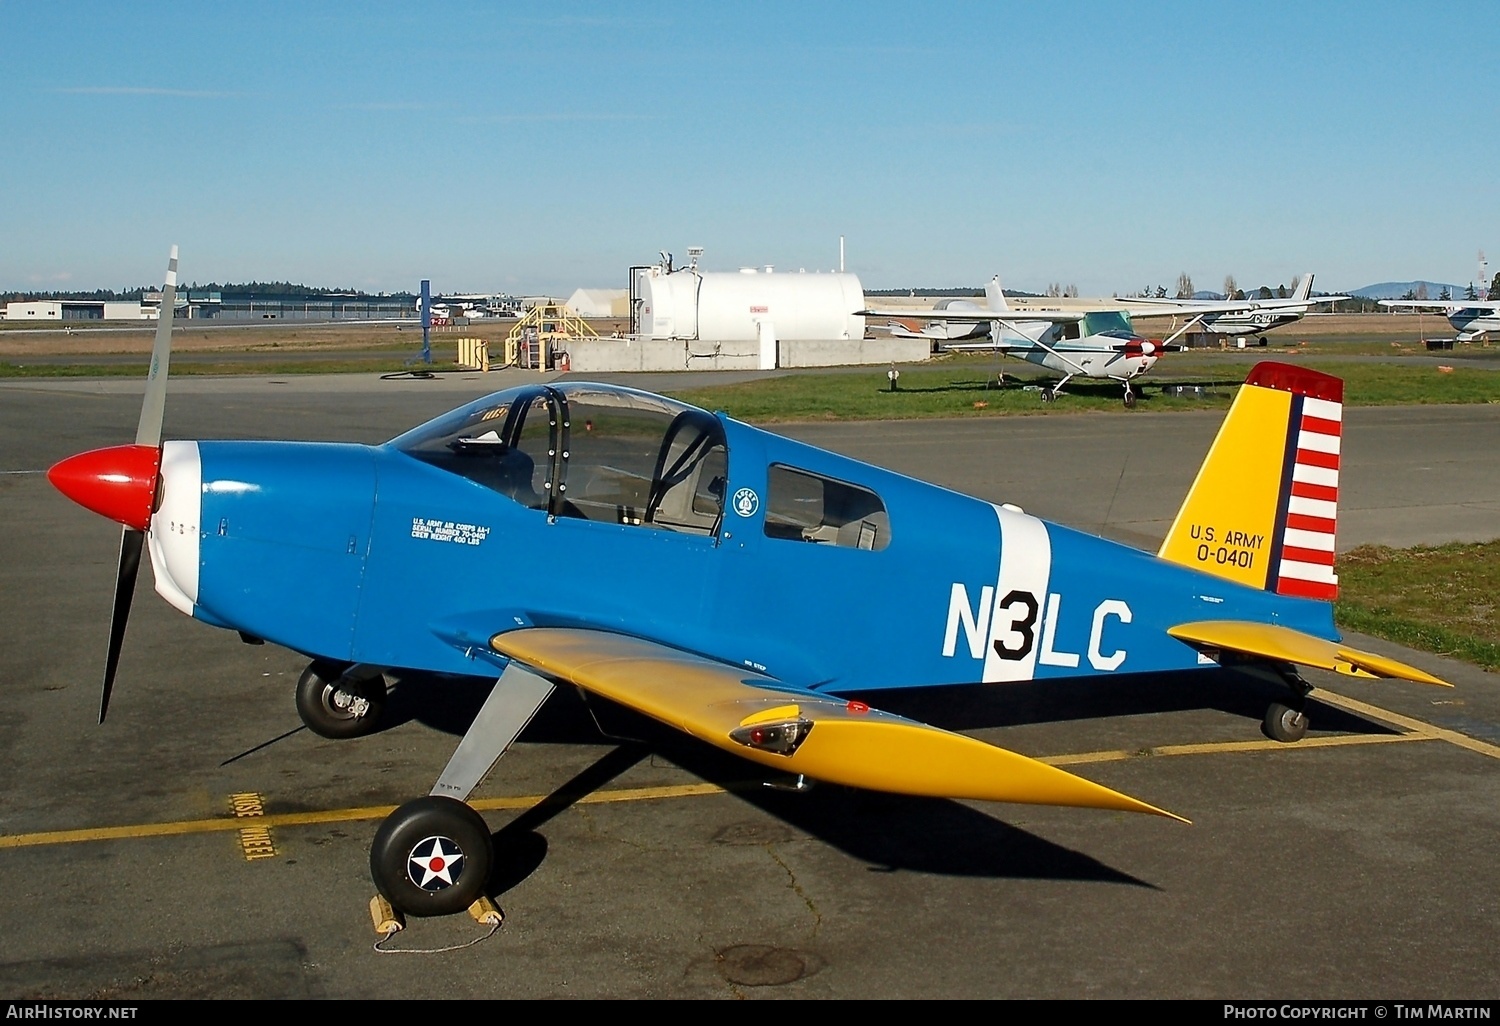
[48,248,1449,922]
[1376,298,1500,343]
[861,277,1182,407]
[1120,274,1349,341]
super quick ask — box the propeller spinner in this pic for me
[48,246,178,723]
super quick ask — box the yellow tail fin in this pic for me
[1158,362,1343,601]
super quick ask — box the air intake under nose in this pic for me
[47,444,161,531]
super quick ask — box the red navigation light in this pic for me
[47,444,161,531]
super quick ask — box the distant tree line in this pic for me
[2,281,415,302]
[1,285,158,303]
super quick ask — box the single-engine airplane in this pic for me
[1376,297,1500,343]
[860,277,1183,407]
[49,248,1450,921]
[1120,274,1349,342]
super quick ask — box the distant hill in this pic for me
[1350,281,1469,300]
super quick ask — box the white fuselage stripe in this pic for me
[984,504,1051,682]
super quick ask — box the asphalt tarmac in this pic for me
[1,370,1497,1000]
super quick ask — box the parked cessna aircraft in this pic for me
[1120,274,1349,341]
[861,277,1182,407]
[48,249,1449,922]
[1376,298,1500,342]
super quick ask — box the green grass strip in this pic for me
[1335,541,1500,672]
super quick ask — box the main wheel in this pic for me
[1039,387,1055,403]
[1263,701,1309,743]
[295,661,387,739]
[371,796,494,917]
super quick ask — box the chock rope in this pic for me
[370,894,504,954]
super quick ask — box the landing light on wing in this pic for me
[730,716,814,755]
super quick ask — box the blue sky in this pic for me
[3,1,1496,297]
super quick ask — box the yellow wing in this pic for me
[1167,621,1450,686]
[491,627,1186,822]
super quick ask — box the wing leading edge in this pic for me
[491,627,1186,822]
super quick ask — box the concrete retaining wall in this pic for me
[562,336,930,373]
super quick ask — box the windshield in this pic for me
[386,386,535,455]
[388,384,728,533]
[1083,311,1135,336]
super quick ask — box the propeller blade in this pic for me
[101,527,145,723]
[135,245,178,448]
[98,245,175,721]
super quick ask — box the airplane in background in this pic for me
[862,277,1185,407]
[884,296,991,343]
[1119,274,1349,341]
[1376,298,1500,342]
[48,247,1449,924]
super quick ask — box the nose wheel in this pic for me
[295,660,388,739]
[1123,384,1137,408]
[370,796,494,918]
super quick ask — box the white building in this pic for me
[3,300,147,321]
[564,288,629,318]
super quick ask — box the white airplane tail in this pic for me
[1292,274,1313,302]
[985,276,1011,313]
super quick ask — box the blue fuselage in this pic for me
[173,384,1336,694]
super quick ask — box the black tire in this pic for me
[1123,388,1137,408]
[1039,387,1055,403]
[295,662,387,739]
[1263,701,1309,743]
[370,796,494,917]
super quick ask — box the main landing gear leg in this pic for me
[370,661,556,918]
[1040,373,1075,403]
[1262,666,1313,743]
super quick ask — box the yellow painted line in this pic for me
[0,782,727,851]
[1040,731,1433,767]
[1314,690,1500,760]
[0,700,1490,856]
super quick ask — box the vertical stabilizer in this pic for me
[985,276,1011,313]
[1158,362,1342,600]
[1292,273,1313,302]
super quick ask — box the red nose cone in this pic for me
[47,444,161,531]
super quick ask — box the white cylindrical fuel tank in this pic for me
[635,266,864,341]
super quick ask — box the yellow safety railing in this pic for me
[505,301,596,370]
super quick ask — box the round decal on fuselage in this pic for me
[732,487,760,518]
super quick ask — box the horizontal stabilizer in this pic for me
[1167,621,1450,687]
[492,627,1186,821]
